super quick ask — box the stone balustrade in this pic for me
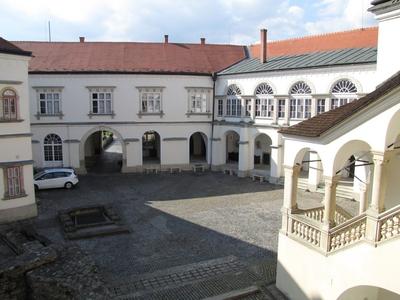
[378,205,400,242]
[283,203,400,254]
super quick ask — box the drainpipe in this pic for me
[210,72,217,170]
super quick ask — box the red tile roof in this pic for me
[279,70,400,138]
[13,41,247,75]
[250,27,378,58]
[0,37,31,57]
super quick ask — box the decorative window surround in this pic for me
[136,86,164,118]
[86,86,115,118]
[34,87,64,119]
[185,87,212,116]
[1,88,19,122]
[44,134,63,163]
[2,165,26,200]
[289,82,312,120]
[330,79,358,110]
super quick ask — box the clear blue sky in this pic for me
[0,0,376,44]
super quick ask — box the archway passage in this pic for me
[190,132,207,163]
[84,130,123,173]
[225,131,240,164]
[253,134,272,171]
[143,131,160,164]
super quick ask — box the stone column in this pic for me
[241,98,245,118]
[370,152,386,213]
[323,176,339,229]
[359,183,369,214]
[284,98,290,125]
[272,98,279,124]
[307,151,323,192]
[250,98,256,120]
[324,97,330,113]
[281,165,301,232]
[238,126,251,177]
[269,145,283,183]
[311,97,317,118]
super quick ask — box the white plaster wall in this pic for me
[277,233,400,300]
[28,74,213,124]
[0,53,36,222]
[376,8,400,84]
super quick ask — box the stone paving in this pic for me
[30,171,358,294]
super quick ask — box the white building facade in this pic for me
[0,39,37,223]
[276,1,400,299]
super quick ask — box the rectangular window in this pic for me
[91,92,112,114]
[226,99,231,116]
[317,99,325,114]
[290,98,310,119]
[245,99,251,117]
[217,99,223,116]
[255,99,261,117]
[141,92,161,113]
[5,166,24,198]
[304,99,311,119]
[278,99,285,118]
[189,93,207,113]
[38,91,61,115]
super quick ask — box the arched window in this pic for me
[289,81,312,119]
[1,89,18,121]
[331,79,358,109]
[255,83,274,118]
[226,84,241,117]
[44,134,63,162]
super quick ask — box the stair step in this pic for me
[263,285,287,300]
[203,285,260,300]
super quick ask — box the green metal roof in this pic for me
[218,47,377,76]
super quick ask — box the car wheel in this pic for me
[65,182,73,189]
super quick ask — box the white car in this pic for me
[34,168,79,190]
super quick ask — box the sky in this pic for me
[0,0,377,44]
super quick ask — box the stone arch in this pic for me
[79,126,126,173]
[189,131,208,163]
[337,285,399,300]
[332,140,372,175]
[142,130,161,165]
[329,76,363,94]
[224,130,240,164]
[385,108,400,150]
[287,79,315,95]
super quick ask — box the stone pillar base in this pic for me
[237,170,250,178]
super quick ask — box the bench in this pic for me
[168,167,182,173]
[252,174,265,182]
[144,167,159,174]
[223,169,236,176]
[193,164,205,173]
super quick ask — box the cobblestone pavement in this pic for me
[32,171,358,287]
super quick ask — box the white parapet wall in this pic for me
[276,233,400,300]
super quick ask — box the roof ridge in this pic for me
[251,26,378,46]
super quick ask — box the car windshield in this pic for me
[34,171,46,180]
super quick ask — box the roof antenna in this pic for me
[48,21,52,42]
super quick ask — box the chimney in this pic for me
[164,35,169,44]
[79,36,85,43]
[200,38,206,45]
[260,29,267,63]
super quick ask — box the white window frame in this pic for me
[137,87,164,115]
[186,88,211,114]
[278,99,285,118]
[87,87,114,115]
[317,99,326,114]
[4,166,24,199]
[330,79,358,110]
[44,134,63,162]
[217,99,224,117]
[225,84,242,117]
[256,97,274,118]
[245,99,252,117]
[1,88,18,121]
[289,82,312,120]
[36,88,63,116]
